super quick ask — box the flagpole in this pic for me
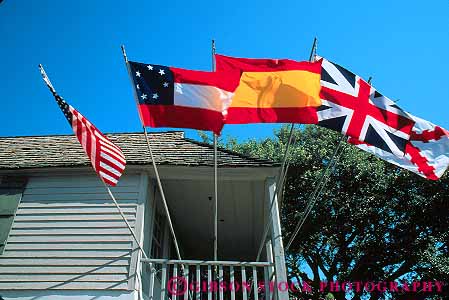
[38,64,57,95]
[254,37,318,262]
[142,127,183,262]
[104,183,148,259]
[284,75,374,251]
[211,39,219,262]
[38,64,148,260]
[120,45,183,262]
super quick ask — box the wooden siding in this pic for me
[0,173,148,291]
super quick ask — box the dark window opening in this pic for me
[151,211,165,259]
[0,176,27,255]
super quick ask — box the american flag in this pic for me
[316,57,415,157]
[40,66,126,186]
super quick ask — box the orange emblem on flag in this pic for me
[215,54,322,124]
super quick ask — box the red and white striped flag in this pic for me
[40,66,126,186]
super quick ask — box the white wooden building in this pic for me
[0,131,288,300]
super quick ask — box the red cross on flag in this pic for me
[350,115,449,180]
[316,57,415,157]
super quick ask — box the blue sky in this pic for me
[1,0,448,142]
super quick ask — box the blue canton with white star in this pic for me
[128,61,174,105]
[54,94,73,125]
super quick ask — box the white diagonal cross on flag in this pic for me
[316,57,415,157]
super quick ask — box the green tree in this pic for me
[207,125,449,300]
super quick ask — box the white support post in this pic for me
[265,177,288,299]
[265,240,275,299]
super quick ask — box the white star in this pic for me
[152,93,159,99]
[141,94,147,100]
[136,71,141,77]
[136,84,140,90]
[158,69,165,76]
[147,65,153,70]
[163,82,169,88]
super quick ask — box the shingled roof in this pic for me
[0,131,277,170]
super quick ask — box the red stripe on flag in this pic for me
[410,126,449,142]
[215,54,322,73]
[349,137,440,180]
[405,143,438,180]
[76,110,99,171]
[101,177,117,186]
[81,118,125,171]
[99,141,126,163]
[94,131,124,154]
[74,115,83,147]
[99,138,125,158]
[98,169,119,186]
[138,104,226,135]
[69,107,125,187]
[99,152,126,173]
[169,67,241,93]
[98,164,121,180]
[225,107,319,124]
[100,148,126,169]
[72,110,96,171]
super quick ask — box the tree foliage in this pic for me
[208,125,449,300]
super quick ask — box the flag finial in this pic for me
[38,64,56,95]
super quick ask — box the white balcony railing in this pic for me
[141,258,278,300]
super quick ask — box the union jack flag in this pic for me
[316,57,415,157]
[40,66,126,186]
[350,115,449,180]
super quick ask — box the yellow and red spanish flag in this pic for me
[215,54,323,124]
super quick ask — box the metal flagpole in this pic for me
[142,126,183,262]
[104,183,148,259]
[254,37,318,262]
[121,45,183,262]
[38,64,148,260]
[212,39,219,262]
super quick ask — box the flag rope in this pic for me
[255,122,296,261]
[285,134,345,251]
[254,37,318,262]
[121,45,183,262]
[284,77,374,250]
